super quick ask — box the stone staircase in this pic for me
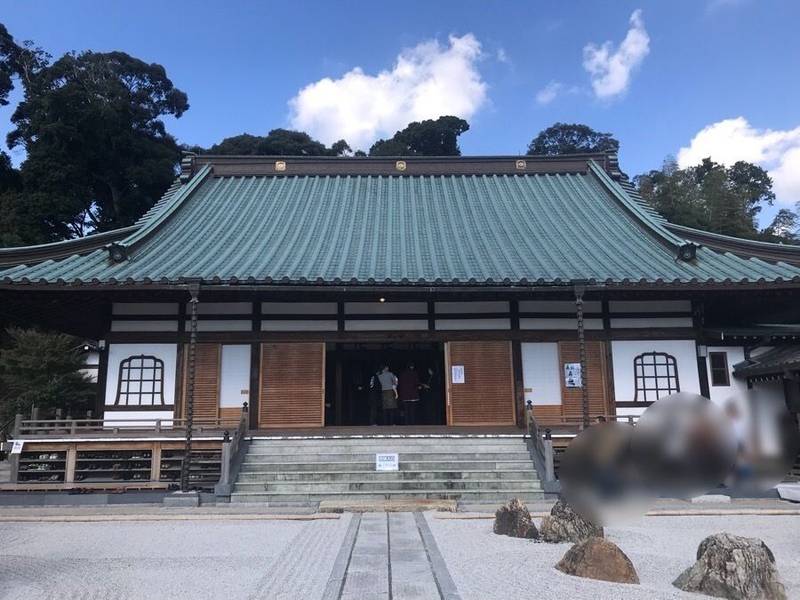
[230,435,543,505]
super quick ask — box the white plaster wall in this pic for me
[111,320,179,332]
[104,343,177,408]
[611,340,701,404]
[610,317,693,328]
[344,302,427,315]
[220,345,251,408]
[345,320,428,331]
[185,320,252,332]
[521,343,561,405]
[609,300,692,313]
[706,346,748,406]
[520,318,603,330]
[190,302,252,315]
[261,320,338,331]
[103,411,174,427]
[262,302,337,314]
[435,318,510,330]
[435,301,509,314]
[112,302,179,315]
[519,300,602,313]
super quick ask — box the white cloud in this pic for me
[677,117,800,206]
[535,81,562,105]
[496,48,509,63]
[288,34,488,151]
[582,9,650,100]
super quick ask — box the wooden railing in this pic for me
[215,403,250,497]
[12,415,241,437]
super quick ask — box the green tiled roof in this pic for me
[2,160,800,287]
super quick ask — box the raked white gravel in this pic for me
[426,513,800,600]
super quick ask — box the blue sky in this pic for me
[2,0,799,223]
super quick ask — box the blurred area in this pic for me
[559,391,800,524]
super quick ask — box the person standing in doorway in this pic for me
[420,366,442,424]
[377,365,398,425]
[398,363,421,426]
[368,366,383,425]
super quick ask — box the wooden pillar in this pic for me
[249,301,261,429]
[180,282,200,493]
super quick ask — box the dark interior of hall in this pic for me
[325,342,446,426]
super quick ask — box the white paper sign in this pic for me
[451,365,465,384]
[376,453,399,471]
[564,363,582,388]
[10,440,24,454]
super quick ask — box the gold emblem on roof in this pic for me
[275,160,287,172]
[395,160,407,171]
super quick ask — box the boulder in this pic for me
[539,498,604,543]
[556,537,639,584]
[493,498,538,539]
[673,533,786,600]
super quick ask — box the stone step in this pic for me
[233,479,542,494]
[236,469,536,482]
[230,489,545,503]
[239,460,535,472]
[244,443,528,454]
[243,451,532,462]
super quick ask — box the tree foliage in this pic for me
[369,116,469,156]
[527,123,619,156]
[203,128,350,156]
[0,328,95,424]
[636,157,798,242]
[1,44,189,244]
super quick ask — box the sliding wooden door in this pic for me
[446,341,516,426]
[258,342,325,428]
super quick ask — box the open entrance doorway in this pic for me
[325,342,446,426]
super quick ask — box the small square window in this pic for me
[709,352,730,387]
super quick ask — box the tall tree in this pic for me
[527,123,619,156]
[636,157,797,242]
[0,328,95,425]
[204,129,350,156]
[7,50,189,240]
[369,116,469,156]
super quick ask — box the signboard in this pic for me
[451,365,465,384]
[376,453,399,471]
[10,440,24,454]
[564,363,582,388]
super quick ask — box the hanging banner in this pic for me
[564,363,582,388]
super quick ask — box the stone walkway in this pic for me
[325,512,461,600]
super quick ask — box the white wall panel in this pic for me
[610,317,693,328]
[220,345,251,408]
[519,300,602,313]
[609,300,692,313]
[344,302,427,315]
[103,411,174,427]
[261,320,338,331]
[111,320,179,332]
[189,302,252,315]
[435,301,509,314]
[261,302,337,314]
[112,302,178,315]
[521,343,561,405]
[345,320,428,331]
[185,320,251,332]
[104,343,177,409]
[435,318,510,330]
[520,318,604,330]
[611,340,700,404]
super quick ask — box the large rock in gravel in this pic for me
[673,533,786,600]
[493,498,538,539]
[556,537,639,584]
[539,498,604,543]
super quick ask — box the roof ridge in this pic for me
[117,164,213,252]
[587,161,689,254]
